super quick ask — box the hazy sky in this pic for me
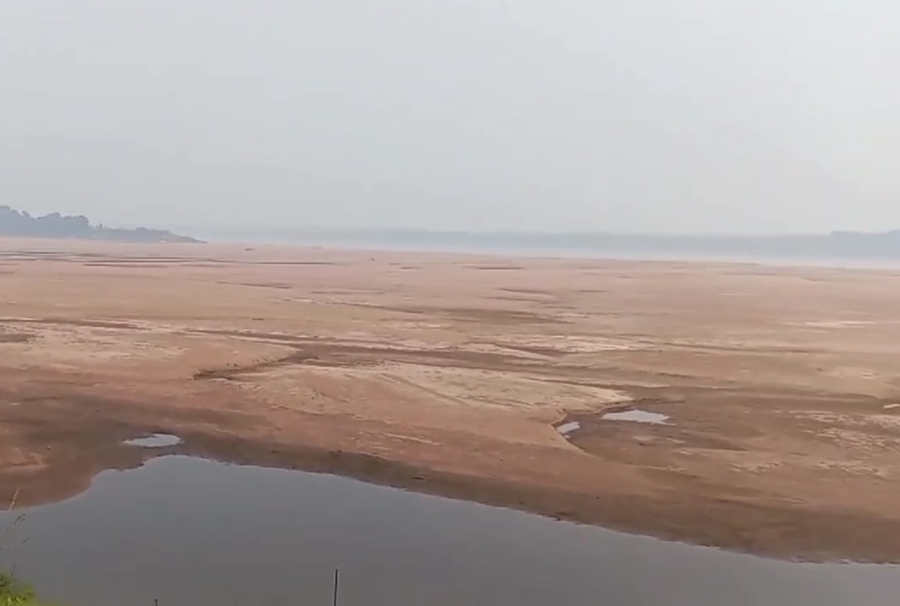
[2,1,898,234]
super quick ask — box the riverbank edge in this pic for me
[5,426,900,565]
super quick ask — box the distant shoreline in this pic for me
[0,206,201,244]
[163,232,900,270]
[4,233,900,272]
[175,228,900,271]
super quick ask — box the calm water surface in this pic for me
[1,456,898,606]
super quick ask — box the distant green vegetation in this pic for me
[0,204,200,243]
[0,572,50,605]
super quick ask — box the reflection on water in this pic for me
[603,409,671,425]
[1,456,898,606]
[123,434,183,448]
[556,421,581,436]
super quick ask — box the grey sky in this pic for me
[2,1,898,234]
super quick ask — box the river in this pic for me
[1,456,897,605]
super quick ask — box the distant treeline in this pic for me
[0,206,200,243]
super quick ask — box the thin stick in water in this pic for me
[333,568,339,606]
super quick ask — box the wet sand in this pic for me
[3,238,900,561]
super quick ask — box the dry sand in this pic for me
[2,238,900,560]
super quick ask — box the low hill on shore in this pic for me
[0,206,201,243]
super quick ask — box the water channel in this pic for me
[1,456,897,605]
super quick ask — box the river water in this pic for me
[1,456,898,605]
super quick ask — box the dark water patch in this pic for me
[0,456,897,606]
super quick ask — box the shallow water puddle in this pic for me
[123,433,183,448]
[556,421,581,436]
[602,410,671,425]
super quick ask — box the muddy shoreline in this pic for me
[180,433,900,564]
[4,394,900,564]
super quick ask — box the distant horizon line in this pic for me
[161,224,900,239]
[6,206,898,239]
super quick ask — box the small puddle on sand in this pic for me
[602,410,671,425]
[123,433,183,448]
[556,421,581,436]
